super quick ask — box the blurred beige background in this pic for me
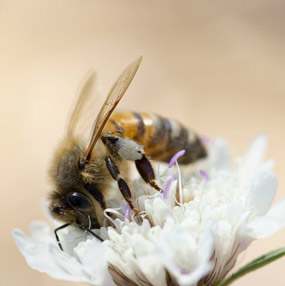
[1,0,285,285]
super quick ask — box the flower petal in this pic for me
[12,229,84,281]
[178,263,213,286]
[49,244,88,279]
[241,217,282,239]
[267,197,285,222]
[207,138,231,170]
[74,238,115,286]
[242,197,285,239]
[155,227,214,286]
[248,169,278,215]
[243,135,267,172]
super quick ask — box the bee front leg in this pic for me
[105,156,139,215]
[102,135,162,192]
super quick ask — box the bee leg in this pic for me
[102,135,144,159]
[135,155,163,193]
[105,156,139,215]
[102,135,162,192]
[54,223,70,251]
[76,224,104,242]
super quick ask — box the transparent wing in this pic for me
[67,71,96,136]
[83,56,143,161]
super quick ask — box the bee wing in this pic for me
[67,71,97,137]
[83,56,143,161]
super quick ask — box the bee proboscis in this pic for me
[48,57,207,249]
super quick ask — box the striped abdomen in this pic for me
[103,111,207,164]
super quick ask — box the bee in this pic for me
[49,57,207,249]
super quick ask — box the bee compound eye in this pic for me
[67,192,92,211]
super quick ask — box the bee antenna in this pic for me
[54,222,103,252]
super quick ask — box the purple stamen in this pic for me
[200,135,211,145]
[125,204,131,219]
[168,150,186,168]
[163,176,174,199]
[200,169,209,182]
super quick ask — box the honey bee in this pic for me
[49,57,207,249]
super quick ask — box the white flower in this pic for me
[13,136,285,286]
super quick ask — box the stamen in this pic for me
[179,269,187,275]
[156,164,161,186]
[163,176,174,199]
[168,150,186,204]
[125,204,131,219]
[176,161,183,204]
[200,169,209,182]
[103,208,124,229]
[168,150,186,168]
[200,135,211,145]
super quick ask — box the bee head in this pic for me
[49,190,100,229]
[48,138,105,229]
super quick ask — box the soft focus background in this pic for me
[1,0,285,285]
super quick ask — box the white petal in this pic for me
[267,197,285,222]
[57,228,88,256]
[134,244,166,286]
[244,135,267,171]
[29,221,55,244]
[248,169,278,215]
[241,216,282,239]
[12,229,86,282]
[49,244,88,279]
[148,198,172,226]
[206,138,232,170]
[178,263,213,286]
[261,159,275,170]
[212,221,235,258]
[155,228,214,286]
[242,197,285,239]
[74,238,115,286]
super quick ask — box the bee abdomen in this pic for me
[147,115,207,164]
[103,111,207,164]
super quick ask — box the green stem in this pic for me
[216,247,285,286]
